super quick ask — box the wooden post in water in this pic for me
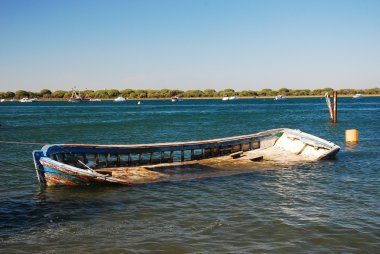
[325,91,338,123]
[325,92,333,121]
[332,91,338,123]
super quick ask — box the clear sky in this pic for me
[0,0,379,92]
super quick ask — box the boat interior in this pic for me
[40,129,339,182]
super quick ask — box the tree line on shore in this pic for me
[0,87,379,99]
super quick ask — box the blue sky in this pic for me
[0,0,379,91]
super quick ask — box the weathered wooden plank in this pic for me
[247,155,264,161]
[230,151,243,159]
[116,154,121,166]
[128,153,132,166]
[333,91,338,123]
[106,154,109,167]
[138,153,143,163]
[161,151,165,163]
[95,153,99,164]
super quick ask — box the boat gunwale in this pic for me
[41,128,286,155]
[38,128,340,157]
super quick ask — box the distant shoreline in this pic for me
[2,88,379,101]
[3,94,379,102]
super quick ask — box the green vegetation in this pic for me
[0,88,379,99]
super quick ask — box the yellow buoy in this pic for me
[345,129,359,142]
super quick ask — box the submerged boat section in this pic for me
[33,128,340,187]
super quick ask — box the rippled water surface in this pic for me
[0,98,379,253]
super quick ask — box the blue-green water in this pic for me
[0,98,379,253]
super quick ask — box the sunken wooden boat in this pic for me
[33,128,340,186]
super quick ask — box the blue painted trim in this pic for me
[42,165,91,186]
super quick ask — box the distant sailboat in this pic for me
[68,89,89,102]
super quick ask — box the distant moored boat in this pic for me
[114,96,127,102]
[352,94,363,99]
[222,95,238,101]
[171,95,183,102]
[20,97,38,103]
[274,95,285,100]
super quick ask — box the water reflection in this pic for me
[268,163,333,225]
[345,142,358,152]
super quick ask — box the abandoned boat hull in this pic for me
[33,128,340,187]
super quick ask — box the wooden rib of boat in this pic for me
[33,128,340,187]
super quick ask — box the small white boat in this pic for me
[0,99,5,102]
[114,96,126,102]
[89,98,102,102]
[352,94,363,99]
[222,96,238,101]
[20,98,38,103]
[274,95,285,100]
[171,95,183,102]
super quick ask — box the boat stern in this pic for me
[279,129,340,161]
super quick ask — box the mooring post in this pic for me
[325,91,338,123]
[325,92,333,121]
[332,91,338,123]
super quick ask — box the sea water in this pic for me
[0,97,379,253]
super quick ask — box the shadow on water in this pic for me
[0,185,129,238]
[0,162,310,239]
[345,142,359,152]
